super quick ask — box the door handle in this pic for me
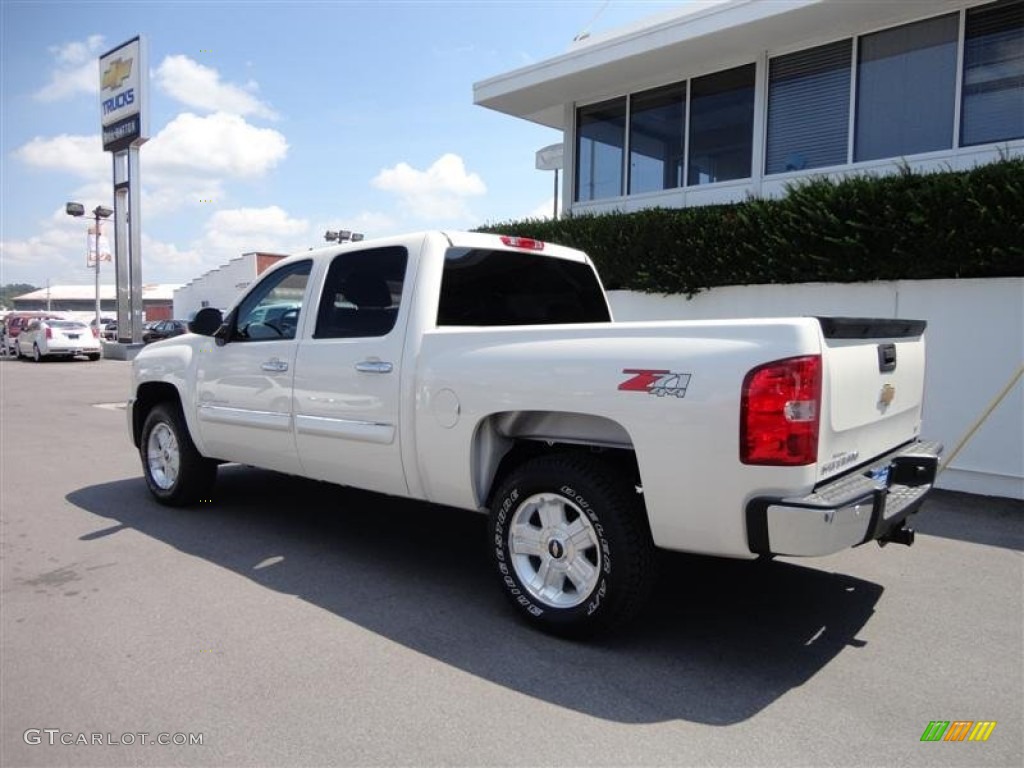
[355,360,393,374]
[261,358,288,373]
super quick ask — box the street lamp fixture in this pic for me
[66,202,113,342]
[325,230,364,243]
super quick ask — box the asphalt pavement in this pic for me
[1,355,1021,767]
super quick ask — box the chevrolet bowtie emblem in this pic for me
[101,58,132,91]
[879,384,896,407]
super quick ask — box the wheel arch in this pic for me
[132,381,184,448]
[471,410,641,510]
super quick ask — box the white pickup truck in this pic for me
[128,231,941,635]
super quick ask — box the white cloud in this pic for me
[15,134,107,178]
[35,35,106,102]
[15,113,287,218]
[349,211,400,236]
[147,112,288,178]
[155,55,278,119]
[372,153,486,221]
[526,198,556,221]
[0,211,103,284]
[200,206,310,258]
[139,234,205,282]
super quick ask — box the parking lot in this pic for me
[1,355,1021,767]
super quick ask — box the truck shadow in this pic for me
[66,465,883,726]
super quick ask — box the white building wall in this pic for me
[608,278,1024,500]
[173,254,257,319]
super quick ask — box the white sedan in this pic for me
[17,319,101,361]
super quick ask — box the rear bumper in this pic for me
[746,439,943,557]
[47,343,101,355]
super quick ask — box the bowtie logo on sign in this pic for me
[101,57,132,90]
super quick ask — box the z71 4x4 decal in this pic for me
[618,369,692,398]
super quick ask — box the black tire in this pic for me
[140,402,217,506]
[87,353,101,361]
[32,344,43,363]
[488,453,656,638]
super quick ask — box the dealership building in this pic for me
[474,0,1023,215]
[172,251,289,319]
[12,284,178,321]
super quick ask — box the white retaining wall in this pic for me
[608,278,1024,500]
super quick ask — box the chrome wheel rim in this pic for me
[33,345,40,361]
[146,422,180,490]
[508,492,601,608]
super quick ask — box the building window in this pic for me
[628,83,686,194]
[855,14,959,162]
[575,98,626,202]
[687,64,755,185]
[766,40,852,174]
[961,0,1024,147]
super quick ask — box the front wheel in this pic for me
[488,454,656,637]
[140,403,217,506]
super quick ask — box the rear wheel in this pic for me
[140,403,217,506]
[488,453,656,637]
[32,344,43,362]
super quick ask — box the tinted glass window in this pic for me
[767,40,852,174]
[437,249,610,326]
[961,0,1024,146]
[314,246,408,339]
[575,98,626,202]
[234,260,312,341]
[855,14,958,162]
[629,83,686,194]
[687,64,755,185]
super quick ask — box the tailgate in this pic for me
[817,318,927,482]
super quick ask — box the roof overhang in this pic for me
[474,0,972,129]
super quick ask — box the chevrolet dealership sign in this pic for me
[99,36,148,151]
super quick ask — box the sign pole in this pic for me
[99,35,148,353]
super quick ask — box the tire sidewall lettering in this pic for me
[493,479,619,622]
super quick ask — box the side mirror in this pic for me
[189,307,223,337]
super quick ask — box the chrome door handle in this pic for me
[261,358,288,373]
[355,360,393,374]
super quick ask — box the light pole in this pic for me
[66,202,113,337]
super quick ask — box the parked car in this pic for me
[17,318,101,361]
[90,317,117,341]
[3,312,67,356]
[142,319,189,344]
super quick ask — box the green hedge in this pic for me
[477,158,1024,296]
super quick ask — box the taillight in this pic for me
[45,327,53,339]
[499,235,544,251]
[741,355,821,466]
[92,327,98,338]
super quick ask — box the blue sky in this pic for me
[1,0,680,288]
